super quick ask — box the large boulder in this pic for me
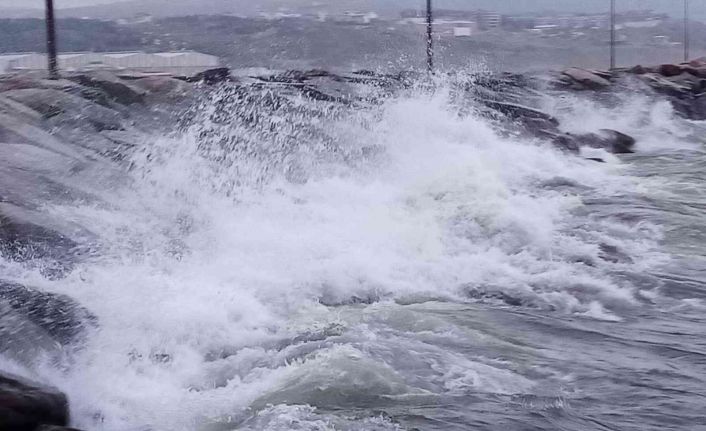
[478,99,560,131]
[677,73,706,91]
[627,65,650,75]
[0,280,96,348]
[572,129,636,154]
[540,130,581,153]
[538,129,635,155]
[0,373,69,431]
[130,76,194,102]
[69,72,146,105]
[0,202,93,275]
[688,57,706,67]
[641,74,692,98]
[0,110,87,160]
[561,68,612,90]
[0,75,82,93]
[2,89,125,132]
[657,64,684,77]
[1,89,134,158]
[187,67,232,85]
[668,94,706,121]
[0,96,46,135]
[634,73,706,120]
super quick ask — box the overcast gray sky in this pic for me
[0,0,121,7]
[0,0,696,18]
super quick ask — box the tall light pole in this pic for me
[426,0,433,73]
[610,0,616,69]
[684,0,690,62]
[45,0,59,79]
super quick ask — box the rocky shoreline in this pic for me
[557,58,706,121]
[0,61,703,430]
[0,70,204,431]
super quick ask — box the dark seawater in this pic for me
[1,75,705,431]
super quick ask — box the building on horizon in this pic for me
[401,8,501,36]
[333,11,379,24]
[478,11,502,29]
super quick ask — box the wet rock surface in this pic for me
[0,373,69,431]
[573,129,636,154]
[561,67,612,90]
[556,60,706,121]
[0,66,653,303]
[0,70,206,429]
[0,71,189,273]
[0,280,96,348]
[189,68,641,158]
[68,72,147,106]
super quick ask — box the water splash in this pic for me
[4,76,679,430]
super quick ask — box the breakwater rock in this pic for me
[0,70,206,431]
[0,372,70,431]
[556,58,706,121]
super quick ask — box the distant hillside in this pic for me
[0,7,43,18]
[0,18,143,53]
[3,0,698,21]
[56,0,382,19]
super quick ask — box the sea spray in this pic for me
[3,74,696,431]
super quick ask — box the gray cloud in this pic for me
[0,0,127,7]
[0,0,697,18]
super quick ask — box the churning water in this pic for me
[2,76,705,431]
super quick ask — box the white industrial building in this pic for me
[479,11,502,29]
[0,51,220,77]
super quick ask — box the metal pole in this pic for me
[610,0,616,69]
[684,0,690,62]
[426,0,433,72]
[45,0,59,79]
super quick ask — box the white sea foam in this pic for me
[2,81,671,430]
[541,90,696,152]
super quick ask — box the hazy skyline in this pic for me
[0,0,119,7]
[0,0,699,18]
